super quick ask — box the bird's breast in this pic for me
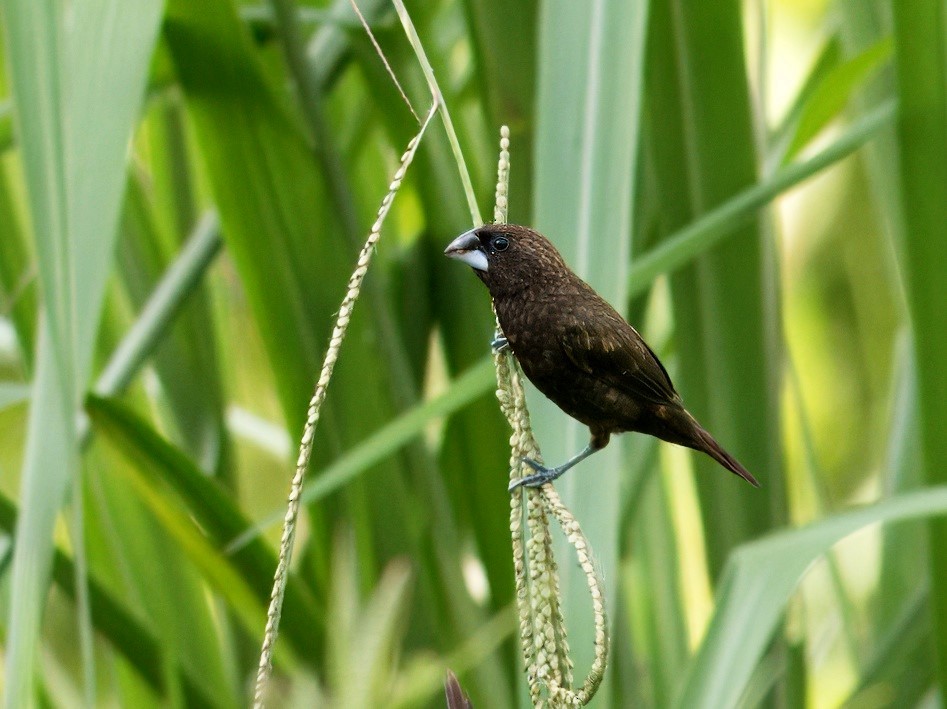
[495,294,572,386]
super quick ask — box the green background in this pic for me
[0,0,944,706]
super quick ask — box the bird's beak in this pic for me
[444,229,489,272]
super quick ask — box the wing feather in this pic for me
[558,308,678,406]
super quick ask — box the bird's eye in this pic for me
[492,236,509,252]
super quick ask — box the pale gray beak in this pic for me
[445,229,489,272]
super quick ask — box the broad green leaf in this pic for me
[163,0,339,435]
[769,35,842,163]
[0,491,221,707]
[891,0,947,692]
[0,98,11,152]
[677,487,947,709]
[622,439,688,708]
[82,448,237,706]
[85,394,323,665]
[644,0,782,580]
[232,356,496,544]
[97,209,222,398]
[874,337,926,631]
[532,0,649,696]
[1,0,163,700]
[846,588,931,707]
[116,180,228,474]
[90,412,283,663]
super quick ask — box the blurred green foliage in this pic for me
[0,0,944,706]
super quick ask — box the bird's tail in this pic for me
[685,414,760,488]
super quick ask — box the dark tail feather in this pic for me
[689,418,760,488]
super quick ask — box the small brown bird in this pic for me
[445,224,760,491]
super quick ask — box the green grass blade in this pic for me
[85,394,324,665]
[65,1,164,372]
[391,0,481,224]
[846,588,931,707]
[769,35,842,160]
[462,0,538,216]
[0,491,223,707]
[231,356,496,545]
[780,37,892,163]
[1,0,162,700]
[629,101,895,297]
[891,0,947,692]
[0,43,75,696]
[5,339,76,701]
[676,487,947,709]
[0,0,69,367]
[89,418,278,656]
[98,210,222,397]
[0,165,36,369]
[115,184,229,475]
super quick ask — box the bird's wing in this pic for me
[558,308,679,406]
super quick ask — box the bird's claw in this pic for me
[508,458,563,492]
[491,335,510,353]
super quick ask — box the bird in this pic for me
[444,223,760,492]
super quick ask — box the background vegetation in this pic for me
[0,0,944,706]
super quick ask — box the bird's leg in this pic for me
[491,334,510,352]
[510,443,600,491]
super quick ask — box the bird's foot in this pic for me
[508,458,567,492]
[491,335,510,353]
[507,443,598,493]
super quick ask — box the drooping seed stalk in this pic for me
[253,103,437,708]
[492,127,608,707]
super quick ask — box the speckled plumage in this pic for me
[446,223,759,488]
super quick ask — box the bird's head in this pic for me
[444,224,569,297]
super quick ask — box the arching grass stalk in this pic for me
[390,0,482,225]
[492,127,607,706]
[252,102,437,708]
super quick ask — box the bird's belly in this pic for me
[496,296,646,432]
[510,337,644,431]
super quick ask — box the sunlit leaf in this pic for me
[0,0,163,700]
[678,487,947,708]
